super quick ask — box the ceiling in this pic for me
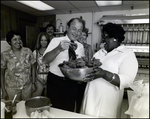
[1,1,149,16]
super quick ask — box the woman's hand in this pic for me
[83,67,105,82]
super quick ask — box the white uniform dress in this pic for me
[80,45,138,118]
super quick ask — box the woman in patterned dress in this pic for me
[1,30,36,101]
[32,32,50,97]
[77,28,93,60]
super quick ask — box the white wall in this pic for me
[1,40,11,53]
[56,8,149,53]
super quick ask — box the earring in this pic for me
[114,39,117,42]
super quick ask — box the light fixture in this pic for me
[95,1,122,6]
[17,1,54,11]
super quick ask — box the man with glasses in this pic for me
[42,18,85,112]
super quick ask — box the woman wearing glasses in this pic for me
[80,22,138,118]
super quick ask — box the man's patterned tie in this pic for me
[68,41,77,60]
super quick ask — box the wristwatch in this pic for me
[112,74,116,80]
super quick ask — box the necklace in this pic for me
[39,50,43,55]
[39,48,46,55]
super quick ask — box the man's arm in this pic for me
[42,46,61,64]
[42,40,70,64]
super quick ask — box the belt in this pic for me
[48,72,79,83]
[48,72,68,80]
[63,77,69,80]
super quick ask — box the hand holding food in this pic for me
[58,40,70,51]
[70,42,78,50]
[83,67,105,82]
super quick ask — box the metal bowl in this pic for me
[25,96,52,117]
[59,65,95,81]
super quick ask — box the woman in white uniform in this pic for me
[80,22,138,118]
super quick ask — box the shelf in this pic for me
[54,32,92,35]
[54,32,64,35]
[138,68,149,75]
[125,29,149,32]
[124,45,149,53]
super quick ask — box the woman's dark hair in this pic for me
[82,28,89,37]
[34,32,50,50]
[45,24,56,36]
[67,17,86,30]
[102,22,125,43]
[6,30,22,45]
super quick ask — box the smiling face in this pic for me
[46,26,54,36]
[66,19,83,41]
[103,33,119,52]
[11,35,22,49]
[40,35,48,48]
[78,32,87,44]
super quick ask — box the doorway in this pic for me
[19,19,39,51]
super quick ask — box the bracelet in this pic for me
[109,73,116,83]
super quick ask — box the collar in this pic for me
[102,45,125,54]
[114,45,125,53]
[65,35,77,43]
[8,47,24,54]
[65,35,70,41]
[101,48,107,54]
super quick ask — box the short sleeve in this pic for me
[43,38,59,57]
[28,48,36,65]
[118,52,138,90]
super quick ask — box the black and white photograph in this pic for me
[1,1,149,118]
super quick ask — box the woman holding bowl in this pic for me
[80,22,138,118]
